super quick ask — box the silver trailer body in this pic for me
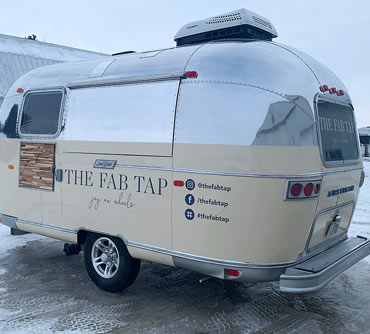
[0,10,368,293]
[2,40,350,143]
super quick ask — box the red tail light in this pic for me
[286,180,321,200]
[173,180,184,187]
[290,183,302,197]
[329,87,337,94]
[337,89,344,96]
[304,183,313,197]
[320,85,329,92]
[184,71,198,78]
[225,269,240,277]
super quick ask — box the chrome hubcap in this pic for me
[91,237,120,278]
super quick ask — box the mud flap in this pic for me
[280,236,370,293]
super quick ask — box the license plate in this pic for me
[327,220,340,236]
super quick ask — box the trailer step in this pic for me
[280,236,370,293]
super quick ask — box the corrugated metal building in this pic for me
[0,33,105,106]
[359,127,370,157]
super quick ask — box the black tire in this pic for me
[84,233,140,292]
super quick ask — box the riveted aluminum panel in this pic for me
[63,80,180,155]
[184,41,320,115]
[174,82,316,146]
[272,43,351,103]
[103,45,202,79]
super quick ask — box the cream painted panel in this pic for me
[314,174,339,213]
[0,139,42,221]
[308,169,361,250]
[173,144,322,174]
[16,222,77,244]
[335,169,361,206]
[171,172,318,263]
[314,169,360,217]
[43,144,173,250]
[127,246,174,266]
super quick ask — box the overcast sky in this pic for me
[1,1,369,126]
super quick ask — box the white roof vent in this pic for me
[174,9,278,46]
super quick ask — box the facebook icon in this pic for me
[185,194,195,206]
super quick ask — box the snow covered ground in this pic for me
[352,159,370,223]
[349,159,370,245]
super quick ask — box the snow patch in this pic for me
[352,160,370,223]
[349,160,370,263]
[0,225,45,260]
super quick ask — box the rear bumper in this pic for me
[174,236,370,292]
[280,236,370,293]
[0,213,17,229]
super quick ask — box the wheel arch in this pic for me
[77,228,128,246]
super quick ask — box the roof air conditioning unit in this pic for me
[174,8,278,46]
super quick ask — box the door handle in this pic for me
[55,168,63,182]
[333,215,342,223]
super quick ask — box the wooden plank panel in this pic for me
[19,142,55,191]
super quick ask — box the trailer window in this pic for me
[317,100,359,165]
[20,91,63,136]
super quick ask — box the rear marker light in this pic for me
[8,165,14,170]
[360,170,365,188]
[173,180,184,187]
[304,183,313,197]
[225,269,240,277]
[290,183,302,197]
[314,183,321,194]
[184,71,198,78]
[16,88,24,93]
[337,89,344,96]
[329,87,337,94]
[320,85,329,92]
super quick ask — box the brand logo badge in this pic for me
[327,185,354,197]
[93,159,117,169]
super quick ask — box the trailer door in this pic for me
[17,90,65,225]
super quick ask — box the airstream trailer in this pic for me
[0,9,369,293]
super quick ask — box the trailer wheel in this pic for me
[84,233,140,292]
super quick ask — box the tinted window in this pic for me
[20,91,63,135]
[2,104,19,138]
[317,100,358,163]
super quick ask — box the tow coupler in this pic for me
[280,236,370,293]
